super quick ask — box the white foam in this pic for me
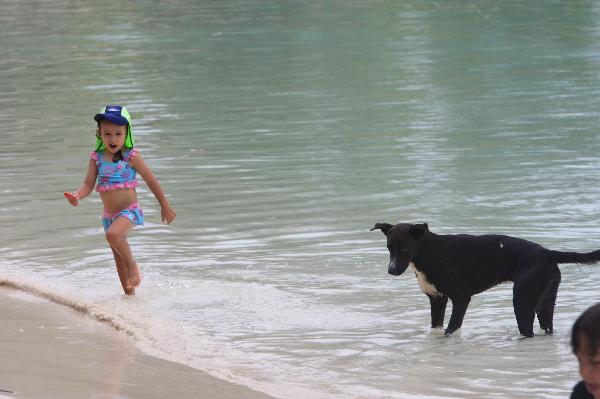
[0,274,327,399]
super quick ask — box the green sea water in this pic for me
[2,1,600,398]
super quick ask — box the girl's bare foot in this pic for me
[124,285,135,295]
[129,263,142,287]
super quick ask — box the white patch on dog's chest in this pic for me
[410,263,439,295]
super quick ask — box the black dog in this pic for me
[371,222,600,337]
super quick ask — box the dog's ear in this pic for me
[408,223,428,240]
[370,223,393,236]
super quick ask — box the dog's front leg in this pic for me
[444,296,471,336]
[427,294,448,329]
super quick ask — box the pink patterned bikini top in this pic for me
[90,149,139,192]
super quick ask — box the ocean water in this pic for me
[2,1,600,398]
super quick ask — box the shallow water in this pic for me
[2,1,600,398]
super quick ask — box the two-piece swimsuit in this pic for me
[90,149,144,232]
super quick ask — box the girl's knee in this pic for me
[106,228,127,246]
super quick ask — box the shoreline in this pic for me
[0,286,275,399]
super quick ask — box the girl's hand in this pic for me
[64,192,79,207]
[161,206,176,224]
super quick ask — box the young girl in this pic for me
[65,105,176,295]
[571,302,600,399]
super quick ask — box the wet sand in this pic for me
[0,287,275,399]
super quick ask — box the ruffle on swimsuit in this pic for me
[90,149,139,192]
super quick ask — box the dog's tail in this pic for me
[546,249,600,264]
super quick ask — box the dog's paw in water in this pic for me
[430,327,445,336]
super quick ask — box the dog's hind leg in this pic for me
[513,296,536,337]
[536,268,561,335]
[444,295,471,336]
[513,267,549,337]
[428,294,448,329]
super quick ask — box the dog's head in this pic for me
[370,222,429,276]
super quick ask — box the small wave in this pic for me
[0,274,321,399]
[0,276,138,339]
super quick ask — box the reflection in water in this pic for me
[91,339,135,399]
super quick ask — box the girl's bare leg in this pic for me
[110,247,134,295]
[130,262,142,287]
[106,217,141,295]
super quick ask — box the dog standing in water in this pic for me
[371,222,600,337]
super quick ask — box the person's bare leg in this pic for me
[130,262,142,287]
[110,247,134,295]
[106,217,140,294]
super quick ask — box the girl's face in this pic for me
[98,120,127,153]
[576,335,600,399]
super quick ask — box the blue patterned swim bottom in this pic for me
[102,202,144,232]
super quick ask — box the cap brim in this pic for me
[94,113,129,126]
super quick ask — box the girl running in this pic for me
[65,105,176,295]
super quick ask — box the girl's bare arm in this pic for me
[66,159,97,206]
[130,153,176,224]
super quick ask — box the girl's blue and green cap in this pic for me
[94,105,134,150]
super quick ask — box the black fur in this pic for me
[371,222,600,337]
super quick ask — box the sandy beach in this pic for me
[0,287,275,399]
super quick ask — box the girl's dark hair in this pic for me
[571,302,600,355]
[112,150,124,163]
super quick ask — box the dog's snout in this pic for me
[388,260,400,275]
